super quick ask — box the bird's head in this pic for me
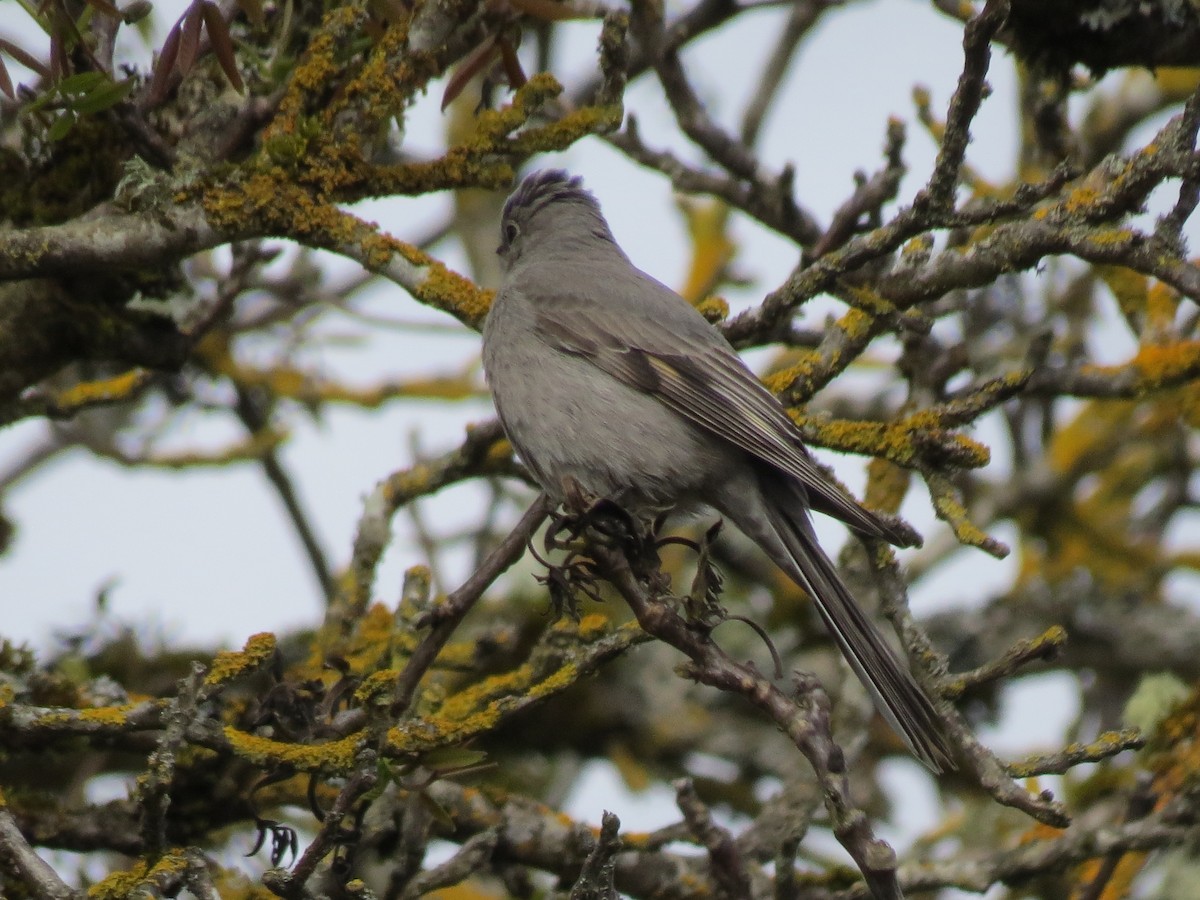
[497,170,618,270]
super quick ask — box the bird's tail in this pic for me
[754,477,955,772]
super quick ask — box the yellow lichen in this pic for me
[864,457,911,515]
[1086,227,1134,246]
[205,633,277,686]
[574,614,611,641]
[1063,185,1100,212]
[1096,265,1147,323]
[1145,281,1181,334]
[1129,341,1200,390]
[355,668,400,706]
[87,850,190,899]
[50,369,151,414]
[694,295,730,323]
[223,726,362,773]
[75,703,145,725]
[762,355,818,398]
[837,302,884,336]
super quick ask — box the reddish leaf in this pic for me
[0,38,51,77]
[178,1,204,76]
[441,34,500,111]
[497,35,526,90]
[48,29,68,82]
[146,20,182,107]
[0,56,13,101]
[201,1,244,92]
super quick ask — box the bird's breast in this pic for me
[483,293,739,510]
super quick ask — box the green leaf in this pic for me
[71,78,134,114]
[418,791,456,829]
[422,747,489,771]
[47,113,76,141]
[57,71,106,95]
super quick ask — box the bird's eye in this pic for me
[503,221,519,245]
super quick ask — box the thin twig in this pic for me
[263,757,379,898]
[389,493,554,717]
[0,808,79,900]
[569,810,623,900]
[916,0,1010,212]
[234,384,336,600]
[675,779,753,898]
[740,0,829,147]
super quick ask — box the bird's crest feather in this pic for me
[503,170,601,223]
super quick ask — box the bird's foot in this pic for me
[549,478,655,560]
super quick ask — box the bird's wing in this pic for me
[531,291,914,546]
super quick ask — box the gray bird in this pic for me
[482,170,954,772]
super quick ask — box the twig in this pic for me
[0,807,79,900]
[946,626,1067,697]
[572,0,746,107]
[180,849,222,900]
[389,493,554,717]
[867,553,1069,827]
[607,120,820,244]
[915,0,1009,213]
[675,779,753,898]
[636,2,764,182]
[138,663,206,855]
[569,810,623,900]
[405,432,447,597]
[234,384,336,600]
[263,755,379,898]
[1075,780,1157,900]
[330,419,515,638]
[1006,730,1146,779]
[740,1,829,147]
[402,829,500,898]
[808,120,907,261]
[900,796,1198,895]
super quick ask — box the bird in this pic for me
[481,169,955,772]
